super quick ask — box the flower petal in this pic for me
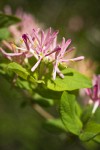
[31,58,41,72]
[62,56,84,62]
[92,100,99,114]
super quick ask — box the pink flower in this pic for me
[0,27,84,80]
[22,28,60,72]
[0,43,27,64]
[85,75,100,113]
[52,38,84,80]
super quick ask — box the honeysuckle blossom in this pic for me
[85,75,100,114]
[52,37,84,80]
[0,27,84,80]
[22,28,60,72]
[0,44,25,63]
[0,28,60,66]
[0,40,33,64]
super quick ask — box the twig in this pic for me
[32,103,54,120]
[22,90,54,120]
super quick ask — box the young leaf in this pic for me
[47,68,92,91]
[0,13,21,28]
[80,121,100,141]
[60,91,83,135]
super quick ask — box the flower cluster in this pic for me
[0,28,84,80]
[85,75,100,113]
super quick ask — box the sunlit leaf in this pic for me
[47,68,92,91]
[7,62,44,83]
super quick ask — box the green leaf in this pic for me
[60,91,83,135]
[7,62,30,79]
[35,84,62,100]
[81,105,93,124]
[80,121,100,141]
[33,98,54,107]
[0,13,21,28]
[7,62,41,83]
[16,78,32,91]
[44,119,67,134]
[47,68,92,91]
[32,94,54,107]
[0,28,10,40]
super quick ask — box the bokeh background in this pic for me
[0,0,100,150]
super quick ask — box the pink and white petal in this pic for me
[45,46,61,57]
[32,29,41,45]
[92,84,98,100]
[45,28,58,46]
[22,34,30,50]
[31,58,41,72]
[64,47,75,55]
[0,48,23,57]
[65,39,71,49]
[61,37,65,49]
[92,100,100,114]
[44,28,51,44]
[41,30,45,46]
[92,75,97,85]
[51,30,59,39]
[52,61,58,80]
[97,75,100,97]
[85,88,92,96]
[61,39,71,57]
[26,34,34,45]
[56,67,64,79]
[62,56,84,62]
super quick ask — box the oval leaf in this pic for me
[47,68,92,91]
[60,91,83,135]
[7,62,38,83]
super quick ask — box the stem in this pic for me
[21,90,54,120]
[32,103,54,120]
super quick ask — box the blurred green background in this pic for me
[0,0,100,149]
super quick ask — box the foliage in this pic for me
[0,12,100,150]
